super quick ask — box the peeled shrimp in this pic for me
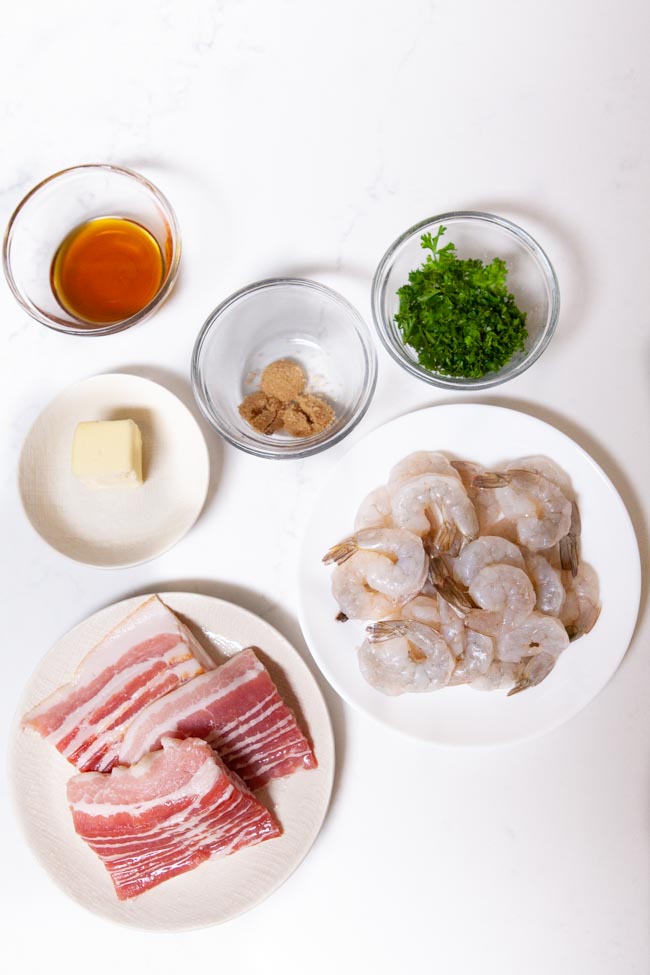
[560,562,600,640]
[388,451,461,486]
[498,611,569,663]
[397,594,442,627]
[354,486,393,531]
[438,596,466,657]
[435,590,495,682]
[466,564,536,635]
[391,473,479,553]
[325,528,428,620]
[453,536,524,587]
[452,460,506,535]
[450,631,494,685]
[473,468,572,551]
[360,620,455,695]
[524,552,565,616]
[507,456,574,498]
[470,660,520,692]
[323,449,598,699]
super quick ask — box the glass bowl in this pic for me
[3,164,181,336]
[371,211,560,389]
[191,278,378,459]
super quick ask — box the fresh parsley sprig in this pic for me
[395,226,528,378]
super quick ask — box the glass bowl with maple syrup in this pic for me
[3,164,181,336]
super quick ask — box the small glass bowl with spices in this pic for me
[371,211,560,390]
[191,278,377,459]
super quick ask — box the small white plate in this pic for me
[19,373,209,568]
[298,404,641,747]
[10,593,334,930]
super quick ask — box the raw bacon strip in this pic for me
[119,647,317,790]
[23,596,215,772]
[67,737,281,900]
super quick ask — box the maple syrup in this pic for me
[51,216,164,325]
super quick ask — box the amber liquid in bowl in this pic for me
[50,216,164,325]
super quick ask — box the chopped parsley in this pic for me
[395,226,528,378]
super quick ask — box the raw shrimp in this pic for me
[473,468,572,550]
[324,528,428,620]
[466,564,536,635]
[438,596,466,657]
[450,631,494,685]
[453,536,524,587]
[470,660,520,692]
[560,562,600,640]
[434,589,495,683]
[497,612,569,663]
[397,594,442,627]
[524,552,565,616]
[507,652,556,696]
[388,451,461,486]
[360,620,455,695]
[507,456,574,498]
[391,472,479,553]
[452,460,506,535]
[354,486,393,531]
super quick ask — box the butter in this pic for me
[72,419,143,489]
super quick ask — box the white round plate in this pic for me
[10,593,334,930]
[19,373,209,567]
[298,404,641,747]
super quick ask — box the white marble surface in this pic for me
[1,1,648,972]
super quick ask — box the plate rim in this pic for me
[297,402,641,748]
[9,591,335,930]
[17,372,210,569]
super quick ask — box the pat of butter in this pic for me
[72,420,143,489]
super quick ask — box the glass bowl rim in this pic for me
[2,162,182,337]
[191,275,378,459]
[371,209,560,390]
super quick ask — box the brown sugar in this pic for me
[281,394,335,436]
[260,359,306,401]
[239,358,336,439]
[238,391,284,434]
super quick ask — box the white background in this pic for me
[1,2,648,973]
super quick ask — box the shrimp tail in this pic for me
[448,529,466,558]
[507,653,555,696]
[433,520,454,553]
[565,604,601,642]
[429,555,476,612]
[559,535,579,577]
[471,471,511,489]
[366,620,408,642]
[433,520,466,556]
[559,501,581,577]
[322,536,358,566]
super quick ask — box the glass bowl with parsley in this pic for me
[371,211,559,389]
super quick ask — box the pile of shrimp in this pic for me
[322,451,600,697]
